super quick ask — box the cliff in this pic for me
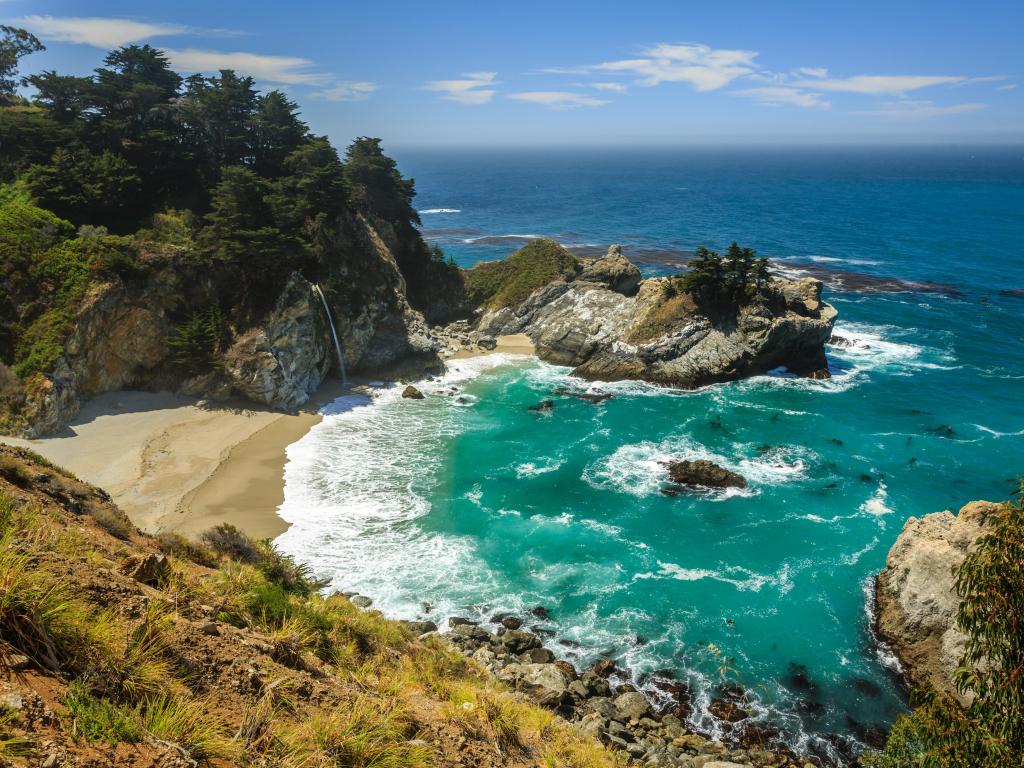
[475,243,837,388]
[874,501,999,703]
[3,212,443,438]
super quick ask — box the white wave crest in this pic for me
[418,208,461,214]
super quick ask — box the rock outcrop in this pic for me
[665,460,747,490]
[477,245,837,389]
[15,214,443,437]
[875,500,999,702]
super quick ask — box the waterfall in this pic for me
[311,283,348,386]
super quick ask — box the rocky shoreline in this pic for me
[337,595,826,768]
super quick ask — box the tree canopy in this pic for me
[680,242,771,312]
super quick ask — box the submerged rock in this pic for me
[664,460,747,490]
[875,500,1000,703]
[528,399,554,412]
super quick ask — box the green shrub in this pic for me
[88,504,135,541]
[464,238,578,310]
[155,532,218,568]
[200,522,260,563]
[64,681,143,746]
[167,306,225,375]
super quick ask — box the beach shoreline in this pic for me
[0,334,536,540]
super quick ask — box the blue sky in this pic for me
[8,0,1023,147]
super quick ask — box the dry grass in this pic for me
[628,287,697,343]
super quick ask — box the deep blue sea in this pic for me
[276,147,1024,763]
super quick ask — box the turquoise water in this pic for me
[275,148,1024,763]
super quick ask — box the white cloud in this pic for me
[589,81,628,92]
[997,83,1018,91]
[797,67,828,79]
[18,14,186,48]
[798,75,964,94]
[590,42,759,90]
[735,86,830,109]
[857,99,987,119]
[507,91,609,109]
[311,81,378,101]
[165,48,330,85]
[423,71,497,104]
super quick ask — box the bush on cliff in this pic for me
[867,479,1024,767]
[465,238,578,310]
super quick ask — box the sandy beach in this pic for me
[0,335,534,540]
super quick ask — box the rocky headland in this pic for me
[874,500,999,703]
[473,242,837,388]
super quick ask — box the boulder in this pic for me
[402,385,425,400]
[501,662,572,696]
[665,460,747,490]
[614,691,651,721]
[118,553,170,586]
[477,335,498,350]
[577,245,642,296]
[875,500,999,703]
[521,647,555,664]
[528,399,554,412]
[501,629,542,654]
[708,698,749,722]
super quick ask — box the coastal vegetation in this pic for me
[0,27,461,429]
[464,238,578,309]
[679,243,772,313]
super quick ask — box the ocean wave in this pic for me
[972,423,1024,438]
[803,254,882,267]
[463,233,542,244]
[634,560,794,594]
[418,207,461,214]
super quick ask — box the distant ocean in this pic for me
[275,147,1024,763]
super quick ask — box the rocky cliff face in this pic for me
[875,501,999,702]
[16,215,442,437]
[478,245,837,388]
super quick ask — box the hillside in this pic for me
[0,444,617,767]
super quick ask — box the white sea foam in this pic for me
[463,233,541,243]
[973,423,1024,438]
[804,254,882,267]
[515,457,564,478]
[418,207,461,214]
[582,436,811,499]
[634,560,794,593]
[842,536,880,565]
[859,480,893,516]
